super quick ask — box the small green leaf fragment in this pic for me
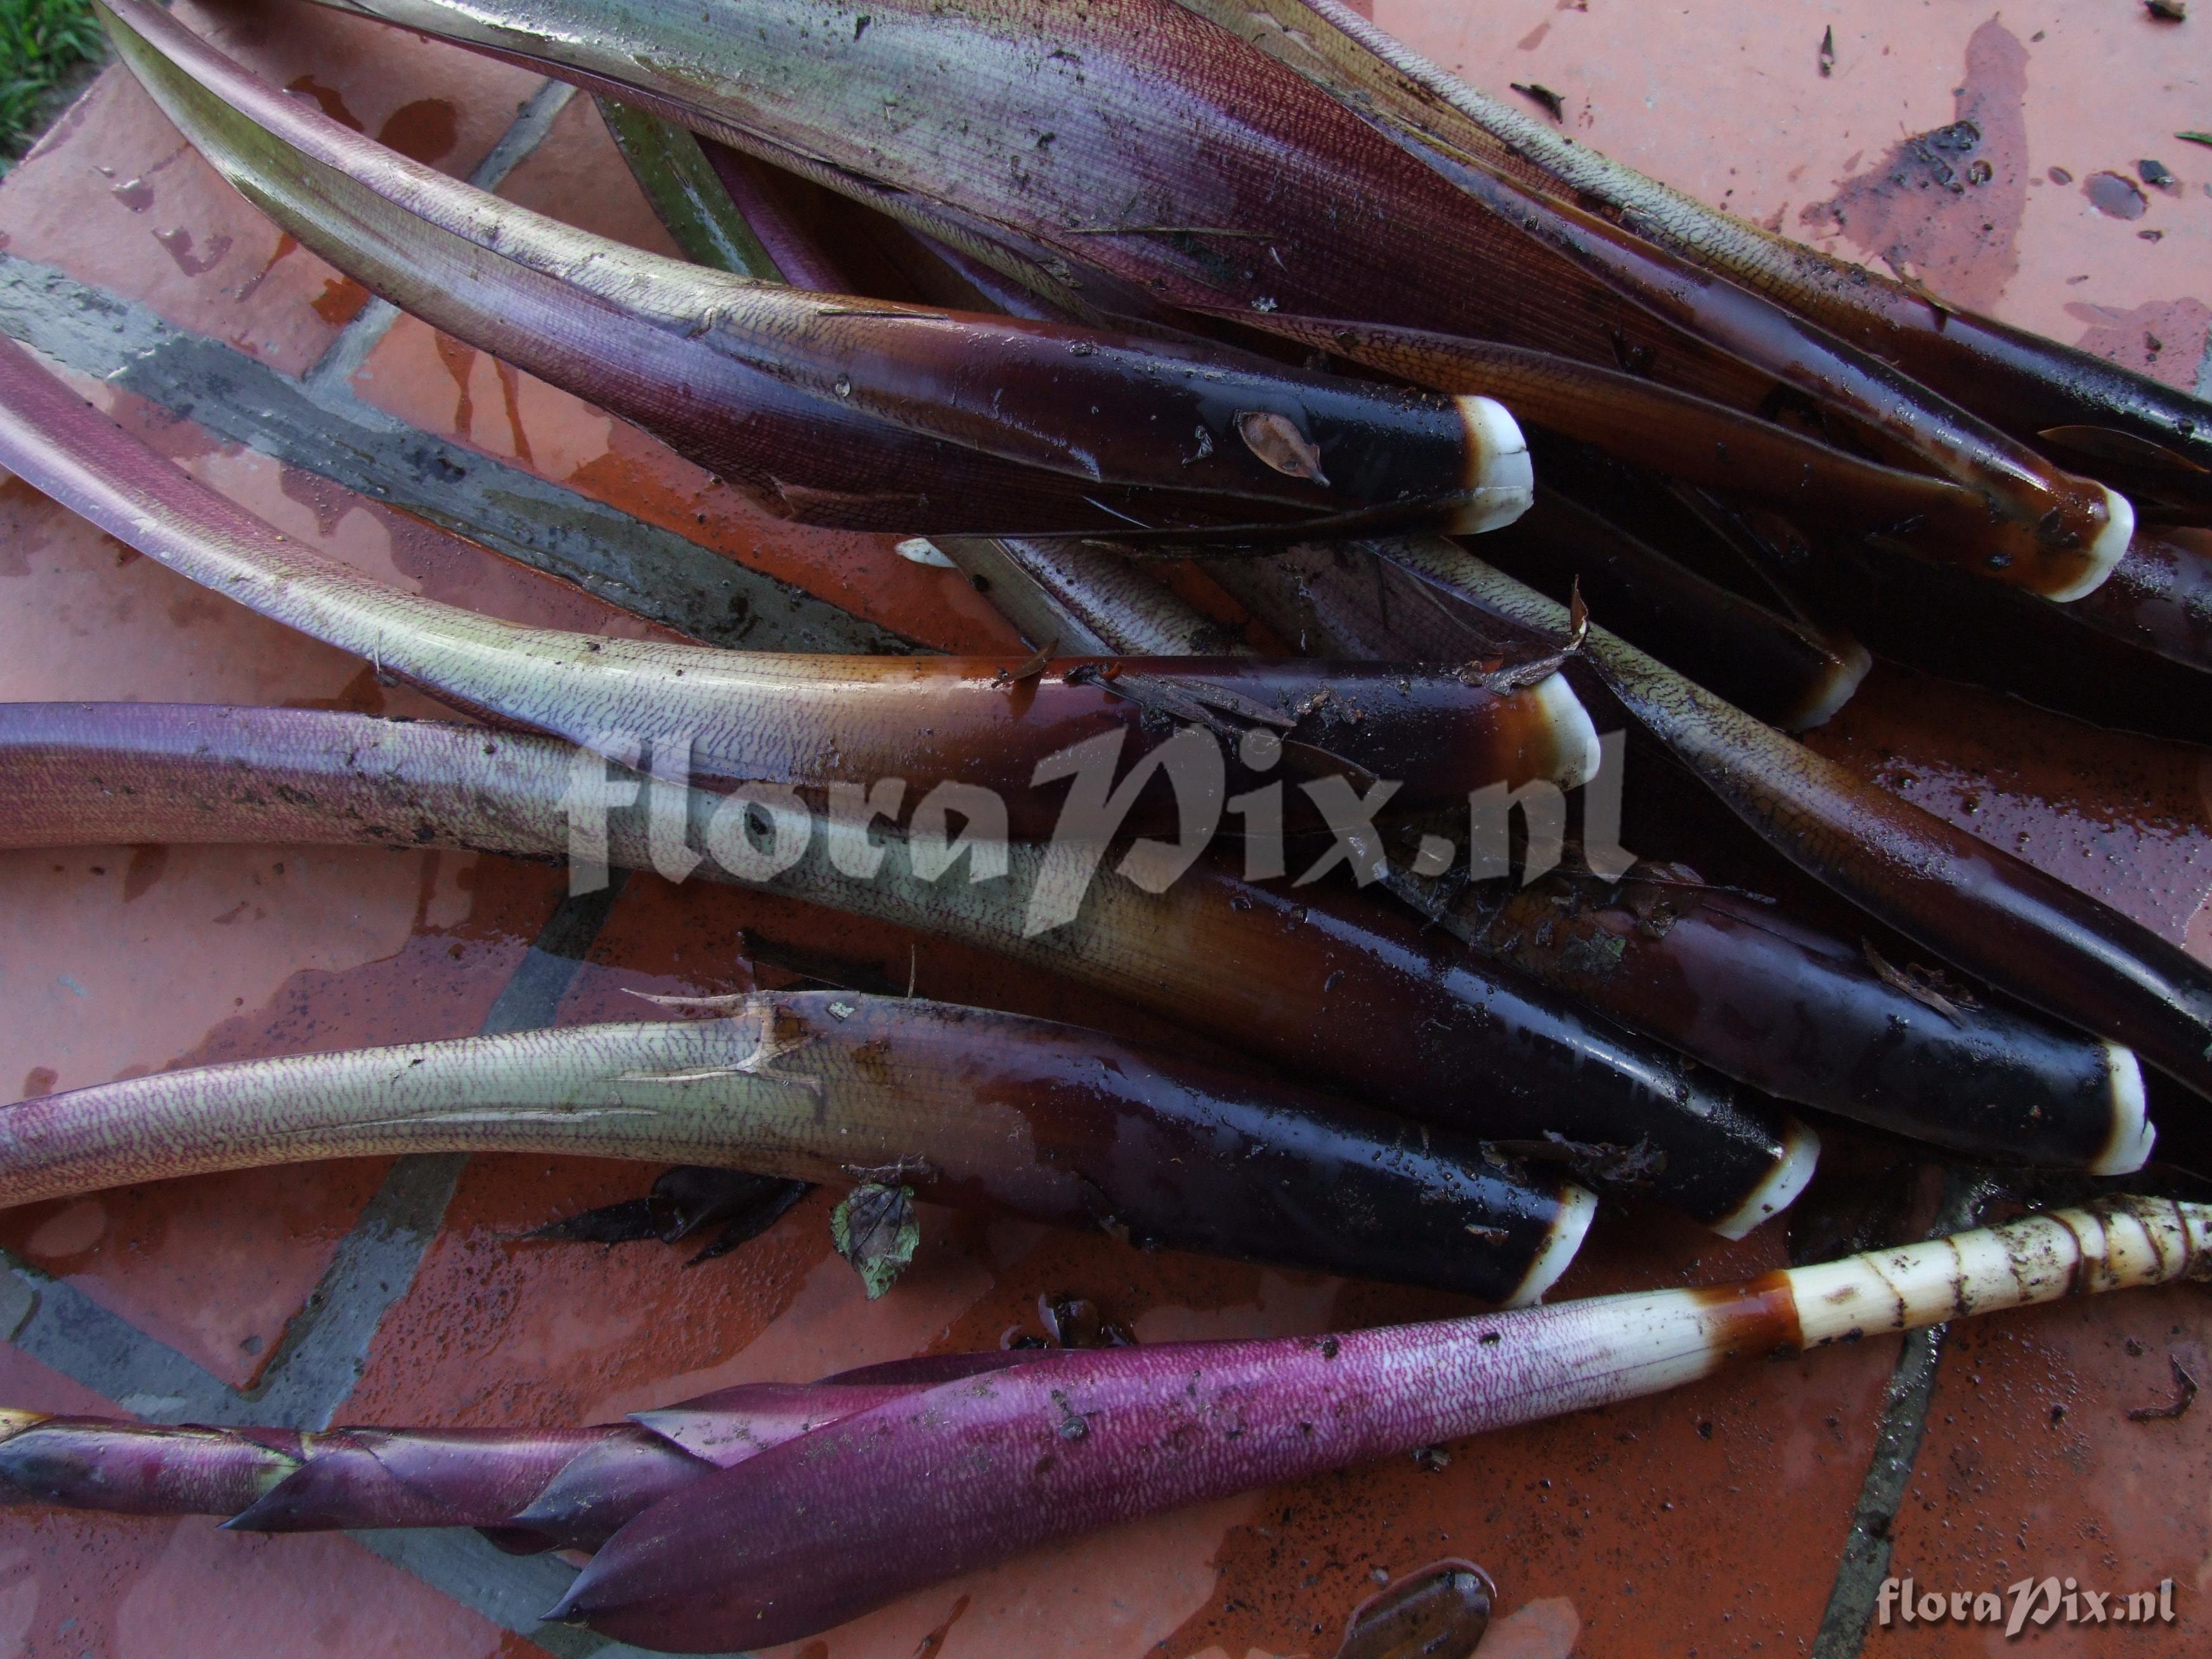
[830,1182,919,1299]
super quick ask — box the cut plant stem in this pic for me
[0,1413,303,1516]
[1225,313,2048,598]
[551,1197,2212,1650]
[0,1360,1034,1551]
[0,332,1592,839]
[0,992,1594,1304]
[594,99,1237,670]
[1478,489,1871,732]
[2064,530,2212,677]
[1391,149,2133,601]
[301,0,1788,407]
[0,702,1814,1233]
[10,1200,2199,1650]
[311,0,2157,568]
[1426,863,2150,1174]
[1656,503,2212,748]
[103,0,1537,540]
[1371,535,2212,1119]
[930,536,1243,656]
[1195,548,2147,1174]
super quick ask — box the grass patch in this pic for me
[0,0,103,160]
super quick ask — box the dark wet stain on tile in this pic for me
[281,661,391,717]
[376,98,460,167]
[436,334,479,439]
[120,843,168,903]
[2086,170,2150,218]
[151,227,232,278]
[2066,296,2212,389]
[0,847,568,1386]
[285,74,362,132]
[1799,19,2028,308]
[309,274,370,327]
[1804,663,2212,942]
[231,231,299,305]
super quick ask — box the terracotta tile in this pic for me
[339,1154,842,1428]
[0,848,567,1386]
[493,92,689,262]
[1124,1207,1901,1659]
[0,350,583,1382]
[0,2,545,379]
[1377,0,2210,352]
[1875,1284,2212,1653]
[0,65,349,377]
[0,451,514,1384]
[0,1508,520,1658]
[0,1340,124,1417]
[0,443,401,708]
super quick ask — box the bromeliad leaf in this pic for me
[304,0,2142,591]
[0,978,1594,1301]
[550,1199,2212,1651]
[0,329,1578,840]
[98,0,1535,542]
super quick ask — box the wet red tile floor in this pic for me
[0,0,2206,1655]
